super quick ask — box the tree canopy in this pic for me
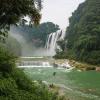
[0,0,42,40]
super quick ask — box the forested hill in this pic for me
[11,22,60,47]
[56,0,100,65]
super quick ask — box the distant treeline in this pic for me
[11,22,60,47]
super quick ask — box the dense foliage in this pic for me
[55,0,100,65]
[11,22,60,47]
[0,0,41,40]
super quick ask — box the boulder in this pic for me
[96,67,100,71]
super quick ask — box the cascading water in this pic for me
[17,61,52,68]
[17,57,53,68]
[45,30,65,56]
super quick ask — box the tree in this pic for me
[0,0,42,40]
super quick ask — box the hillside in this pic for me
[55,0,100,65]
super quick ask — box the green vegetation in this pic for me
[11,22,59,47]
[0,0,41,40]
[55,0,100,65]
[0,46,65,100]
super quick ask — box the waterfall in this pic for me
[45,30,65,56]
[17,61,53,68]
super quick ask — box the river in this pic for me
[23,67,100,100]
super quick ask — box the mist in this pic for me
[9,26,49,57]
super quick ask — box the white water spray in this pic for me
[45,30,65,56]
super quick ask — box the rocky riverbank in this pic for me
[68,60,100,71]
[53,59,73,69]
[54,59,100,71]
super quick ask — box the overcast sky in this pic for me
[41,0,85,29]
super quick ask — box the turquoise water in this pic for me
[24,67,100,100]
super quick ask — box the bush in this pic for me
[0,46,17,74]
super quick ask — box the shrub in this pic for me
[0,46,17,74]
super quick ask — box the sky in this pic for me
[41,0,85,29]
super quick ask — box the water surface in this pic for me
[24,67,100,100]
